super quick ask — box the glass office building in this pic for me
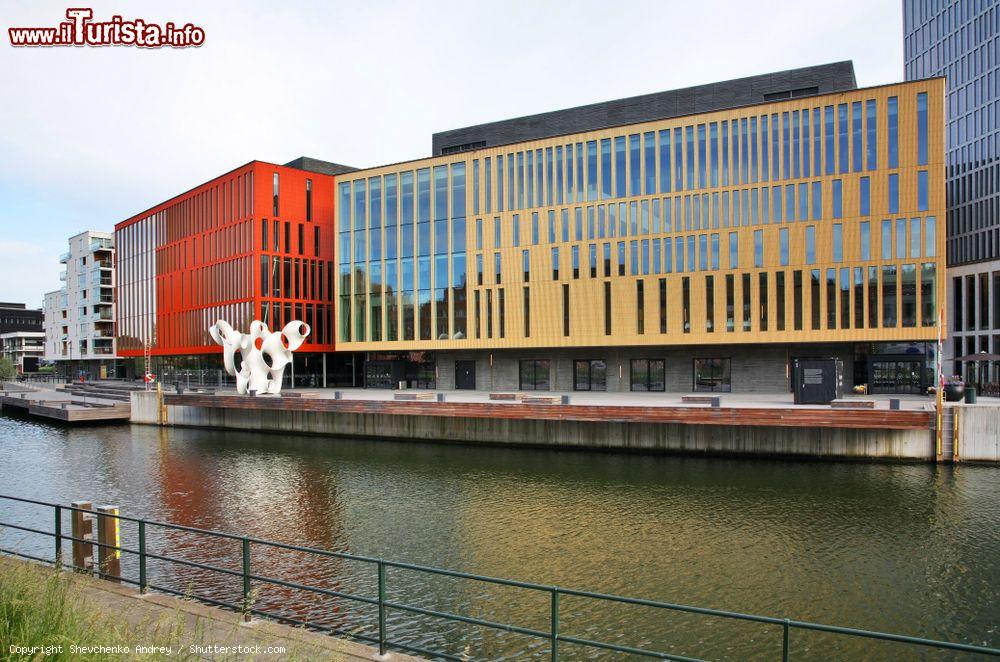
[335,77,947,394]
[904,0,1000,385]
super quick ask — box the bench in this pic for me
[280,391,326,399]
[831,399,876,409]
[489,392,523,401]
[521,395,568,405]
[681,395,721,407]
[393,392,442,402]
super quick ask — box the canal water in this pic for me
[0,414,998,660]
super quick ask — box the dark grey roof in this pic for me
[283,156,358,176]
[432,62,857,155]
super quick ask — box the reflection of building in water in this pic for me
[149,435,354,628]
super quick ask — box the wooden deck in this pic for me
[0,392,131,423]
[163,393,933,431]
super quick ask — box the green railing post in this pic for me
[242,537,251,622]
[550,587,560,661]
[783,618,790,661]
[53,505,62,568]
[138,520,147,593]
[377,560,387,656]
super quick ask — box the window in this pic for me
[832,179,843,218]
[523,286,530,338]
[305,179,312,221]
[882,265,897,328]
[860,221,870,261]
[636,280,645,334]
[273,172,279,216]
[779,228,789,266]
[887,97,898,170]
[924,217,936,257]
[551,247,559,280]
[630,358,665,392]
[682,277,690,332]
[519,359,550,391]
[775,271,786,331]
[759,272,769,331]
[805,226,816,264]
[865,99,877,170]
[729,232,739,269]
[753,230,763,268]
[860,176,870,216]
[916,92,928,166]
[600,138,612,199]
[574,359,606,391]
[562,284,570,336]
[704,275,715,332]
[522,249,530,282]
[811,269,821,330]
[832,224,843,262]
[917,171,928,211]
[658,278,667,333]
[603,282,612,335]
[615,136,627,197]
[694,358,731,392]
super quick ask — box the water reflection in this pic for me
[0,414,998,659]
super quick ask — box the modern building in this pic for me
[113,158,354,386]
[0,331,44,373]
[0,301,44,334]
[904,0,999,384]
[335,69,946,394]
[42,231,119,379]
[0,302,44,374]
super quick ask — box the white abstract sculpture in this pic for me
[208,319,310,395]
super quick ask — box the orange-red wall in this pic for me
[114,161,337,356]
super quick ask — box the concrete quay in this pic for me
[127,387,1000,462]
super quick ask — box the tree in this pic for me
[0,357,16,380]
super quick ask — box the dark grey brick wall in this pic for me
[432,343,855,393]
[432,62,857,156]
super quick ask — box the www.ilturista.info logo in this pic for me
[8,8,205,48]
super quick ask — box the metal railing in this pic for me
[0,494,996,661]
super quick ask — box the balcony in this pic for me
[93,310,114,321]
[96,296,113,305]
[90,346,115,355]
[94,259,113,269]
[89,239,114,252]
[59,252,70,264]
[58,271,67,282]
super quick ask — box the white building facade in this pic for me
[43,230,119,378]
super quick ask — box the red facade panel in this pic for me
[115,161,337,357]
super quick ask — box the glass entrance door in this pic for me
[870,360,923,394]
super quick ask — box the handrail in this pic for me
[0,493,997,660]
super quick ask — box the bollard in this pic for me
[70,501,94,572]
[95,505,121,581]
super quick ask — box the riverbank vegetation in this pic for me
[0,560,194,661]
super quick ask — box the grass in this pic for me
[0,560,198,661]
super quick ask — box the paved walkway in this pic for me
[201,386,965,411]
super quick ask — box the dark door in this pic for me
[455,360,476,390]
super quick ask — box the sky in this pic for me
[0,0,904,307]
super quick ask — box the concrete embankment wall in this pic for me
[132,392,936,460]
[954,405,1000,462]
